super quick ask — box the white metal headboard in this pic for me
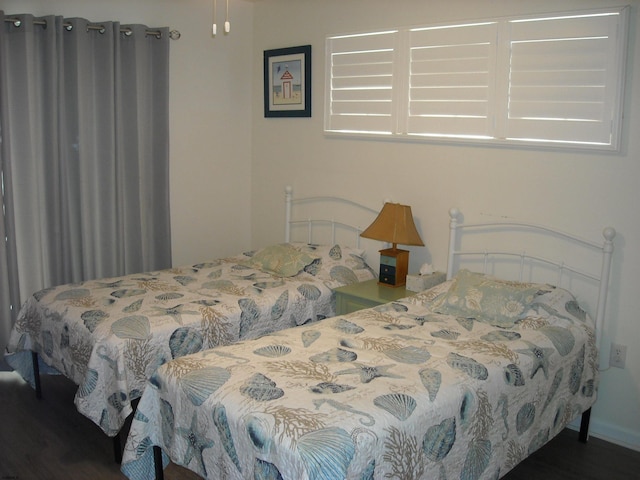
[446,207,615,351]
[284,186,380,247]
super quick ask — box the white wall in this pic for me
[0,0,255,265]
[250,0,640,450]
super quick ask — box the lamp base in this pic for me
[378,248,409,287]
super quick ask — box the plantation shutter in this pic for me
[324,30,399,134]
[324,7,628,150]
[504,12,626,147]
[405,22,497,139]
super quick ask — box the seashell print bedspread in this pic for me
[5,248,374,436]
[120,282,599,480]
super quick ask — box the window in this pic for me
[324,7,629,150]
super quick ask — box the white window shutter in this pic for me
[324,30,399,134]
[504,10,628,148]
[406,22,498,139]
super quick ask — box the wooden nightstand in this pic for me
[334,279,411,315]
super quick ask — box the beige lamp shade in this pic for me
[360,203,424,249]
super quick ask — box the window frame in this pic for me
[324,6,629,152]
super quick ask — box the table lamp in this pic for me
[360,202,424,287]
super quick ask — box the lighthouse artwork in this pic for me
[264,45,311,117]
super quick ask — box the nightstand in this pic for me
[334,279,411,315]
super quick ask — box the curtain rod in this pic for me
[3,17,181,40]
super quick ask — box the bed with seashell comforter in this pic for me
[120,209,616,480]
[5,186,380,448]
[4,242,375,438]
[120,274,599,480]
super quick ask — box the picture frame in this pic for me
[264,45,311,118]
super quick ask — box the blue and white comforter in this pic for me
[121,282,598,480]
[5,244,375,436]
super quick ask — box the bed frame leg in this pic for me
[113,433,123,464]
[31,351,42,399]
[153,446,164,480]
[579,408,591,443]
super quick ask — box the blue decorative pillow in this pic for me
[433,269,552,327]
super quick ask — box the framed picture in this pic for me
[264,45,311,117]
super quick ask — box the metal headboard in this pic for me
[284,186,379,247]
[446,207,615,352]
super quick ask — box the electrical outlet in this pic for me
[610,343,627,369]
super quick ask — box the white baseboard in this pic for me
[567,416,640,452]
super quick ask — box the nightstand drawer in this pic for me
[379,263,397,285]
[379,272,396,285]
[380,255,397,267]
[379,264,396,276]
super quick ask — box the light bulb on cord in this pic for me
[224,0,230,33]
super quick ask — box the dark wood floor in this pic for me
[0,371,638,479]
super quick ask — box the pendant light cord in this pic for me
[213,0,230,36]
[224,0,230,33]
[212,0,217,35]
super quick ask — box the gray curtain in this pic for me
[0,13,172,359]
